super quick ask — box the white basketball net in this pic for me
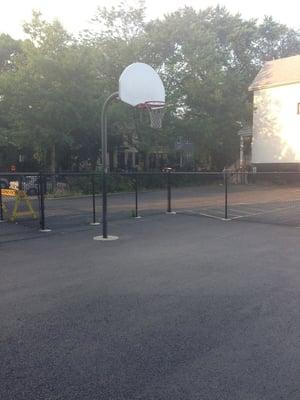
[144,101,165,129]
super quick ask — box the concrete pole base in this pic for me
[93,235,119,241]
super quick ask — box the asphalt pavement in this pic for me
[0,214,300,399]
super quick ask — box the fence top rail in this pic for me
[227,171,300,175]
[109,171,225,176]
[1,171,224,177]
[0,172,98,177]
[2,170,300,177]
[0,172,40,177]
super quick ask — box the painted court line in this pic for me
[229,205,268,213]
[181,207,256,221]
[180,209,226,221]
[230,204,300,220]
[201,206,260,218]
[227,207,257,216]
[202,207,227,216]
[179,202,300,224]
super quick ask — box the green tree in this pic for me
[256,16,300,63]
[1,4,300,172]
[0,12,104,171]
[144,6,300,168]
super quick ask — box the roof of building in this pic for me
[249,55,300,91]
[237,125,252,137]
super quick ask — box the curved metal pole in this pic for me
[101,91,119,173]
[101,91,118,238]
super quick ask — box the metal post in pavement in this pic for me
[166,169,176,214]
[39,173,51,232]
[134,175,141,218]
[90,174,100,225]
[224,170,228,220]
[0,185,4,222]
[94,92,119,241]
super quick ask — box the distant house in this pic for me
[249,55,300,170]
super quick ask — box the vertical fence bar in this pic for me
[167,171,172,213]
[166,170,176,214]
[90,174,100,225]
[39,172,45,230]
[19,175,23,192]
[39,172,50,231]
[91,174,96,224]
[134,175,140,218]
[102,171,108,238]
[0,184,4,222]
[224,170,228,220]
[135,176,138,217]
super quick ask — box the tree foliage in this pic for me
[0,4,299,171]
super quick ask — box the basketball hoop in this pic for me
[119,63,165,129]
[138,101,165,129]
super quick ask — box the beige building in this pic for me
[249,55,300,167]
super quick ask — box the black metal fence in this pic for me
[1,171,300,232]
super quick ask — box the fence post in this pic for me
[19,175,23,192]
[90,174,100,225]
[166,170,176,214]
[224,170,228,220]
[102,171,108,238]
[39,173,51,232]
[0,184,4,222]
[134,175,141,218]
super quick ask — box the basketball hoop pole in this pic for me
[100,91,118,239]
[95,63,165,240]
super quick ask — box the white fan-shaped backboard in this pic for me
[119,63,165,107]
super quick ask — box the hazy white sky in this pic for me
[1,0,299,39]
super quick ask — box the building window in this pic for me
[298,103,300,114]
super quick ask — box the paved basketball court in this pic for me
[180,200,300,226]
[1,213,299,399]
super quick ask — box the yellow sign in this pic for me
[2,190,37,221]
[1,189,17,197]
